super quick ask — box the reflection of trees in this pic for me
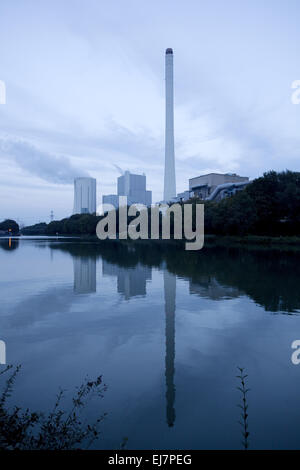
[49,240,162,269]
[189,277,240,300]
[50,241,300,313]
[0,239,19,251]
[166,246,300,313]
[0,365,106,450]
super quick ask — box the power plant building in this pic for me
[103,171,152,208]
[102,194,119,209]
[189,173,249,201]
[73,177,96,214]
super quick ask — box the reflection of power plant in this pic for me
[72,252,177,427]
[189,277,240,300]
[164,270,176,428]
[102,261,151,299]
[73,257,96,294]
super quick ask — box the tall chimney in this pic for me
[164,48,176,202]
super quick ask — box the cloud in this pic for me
[0,139,88,184]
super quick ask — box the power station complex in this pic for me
[73,48,249,215]
[103,170,152,209]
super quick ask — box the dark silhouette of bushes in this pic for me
[0,365,106,450]
[0,219,19,234]
[21,222,47,235]
[236,368,250,450]
[205,170,300,236]
[46,214,101,236]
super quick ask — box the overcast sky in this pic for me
[0,0,300,224]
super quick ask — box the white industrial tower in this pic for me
[164,48,176,202]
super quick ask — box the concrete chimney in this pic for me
[164,48,176,202]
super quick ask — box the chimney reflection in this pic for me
[164,270,176,428]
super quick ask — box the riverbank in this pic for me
[204,234,300,248]
[18,233,300,251]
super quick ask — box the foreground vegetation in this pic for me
[205,170,300,236]
[0,365,106,450]
[0,362,252,450]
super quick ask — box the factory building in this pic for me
[102,194,119,209]
[189,173,249,201]
[102,171,152,208]
[176,191,191,202]
[73,177,96,214]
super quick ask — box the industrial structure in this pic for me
[72,50,250,213]
[73,177,96,214]
[189,173,249,201]
[164,48,176,202]
[103,170,152,208]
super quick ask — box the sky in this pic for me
[0,0,300,225]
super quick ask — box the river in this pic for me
[0,237,300,449]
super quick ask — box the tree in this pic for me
[21,223,47,235]
[0,219,19,234]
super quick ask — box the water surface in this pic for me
[0,237,300,449]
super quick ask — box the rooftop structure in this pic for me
[189,173,249,201]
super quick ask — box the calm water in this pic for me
[1,237,300,449]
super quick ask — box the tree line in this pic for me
[21,171,300,237]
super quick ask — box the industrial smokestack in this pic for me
[164,48,176,202]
